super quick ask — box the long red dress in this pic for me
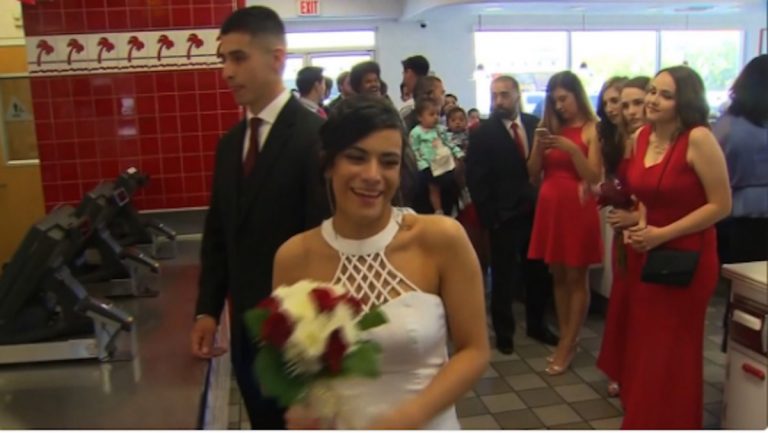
[596,159,638,383]
[528,125,602,267]
[620,125,718,429]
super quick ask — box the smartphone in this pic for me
[534,127,550,138]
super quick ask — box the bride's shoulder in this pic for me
[275,227,325,266]
[400,213,468,250]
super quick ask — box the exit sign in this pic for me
[298,0,320,16]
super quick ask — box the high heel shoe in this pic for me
[546,339,579,363]
[545,348,577,376]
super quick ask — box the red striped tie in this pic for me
[511,123,527,160]
[243,117,262,177]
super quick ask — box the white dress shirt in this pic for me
[242,88,292,161]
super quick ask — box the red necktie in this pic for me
[510,123,527,160]
[243,117,262,177]
[316,107,327,119]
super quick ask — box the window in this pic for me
[282,31,376,104]
[286,31,375,51]
[660,30,742,115]
[474,32,568,115]
[570,31,658,100]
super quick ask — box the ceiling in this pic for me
[402,0,766,18]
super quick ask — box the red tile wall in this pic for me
[23,0,246,211]
[22,0,238,37]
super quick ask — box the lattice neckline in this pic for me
[321,208,404,256]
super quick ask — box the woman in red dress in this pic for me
[527,71,603,375]
[596,76,651,397]
[621,66,731,428]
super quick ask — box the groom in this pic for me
[190,6,327,429]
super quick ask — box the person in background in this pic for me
[446,106,469,152]
[713,54,768,264]
[296,66,327,118]
[349,60,381,97]
[404,75,449,214]
[447,105,490,278]
[326,71,352,113]
[466,75,559,355]
[527,71,602,374]
[400,55,431,119]
[410,97,464,215]
[380,79,392,103]
[404,75,446,132]
[467,108,481,130]
[620,66,731,429]
[400,81,412,104]
[323,76,333,102]
[597,77,627,131]
[443,93,458,116]
[595,75,650,398]
[191,6,327,429]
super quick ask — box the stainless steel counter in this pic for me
[0,240,228,429]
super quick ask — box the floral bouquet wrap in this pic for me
[243,280,388,426]
[595,176,636,270]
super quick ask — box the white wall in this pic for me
[270,1,765,110]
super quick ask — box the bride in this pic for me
[272,95,490,429]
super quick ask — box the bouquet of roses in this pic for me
[243,280,388,423]
[595,176,636,270]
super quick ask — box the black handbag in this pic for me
[641,248,700,286]
[640,139,700,287]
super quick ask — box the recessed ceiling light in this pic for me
[484,6,503,12]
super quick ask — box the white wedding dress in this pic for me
[319,207,460,430]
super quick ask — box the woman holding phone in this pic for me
[527,71,602,375]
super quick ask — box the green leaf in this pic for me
[356,309,388,331]
[341,341,382,378]
[243,308,270,342]
[254,345,309,407]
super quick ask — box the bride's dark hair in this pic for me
[320,95,417,205]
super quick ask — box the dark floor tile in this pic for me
[492,359,534,376]
[517,387,565,408]
[456,397,490,417]
[550,421,593,429]
[473,377,513,396]
[515,344,552,359]
[586,380,613,399]
[570,351,598,368]
[493,408,545,429]
[540,370,584,386]
[570,399,622,420]
[579,338,603,351]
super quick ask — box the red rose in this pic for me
[310,287,341,312]
[341,295,363,316]
[597,177,634,209]
[261,310,294,348]
[323,329,347,374]
[257,296,279,313]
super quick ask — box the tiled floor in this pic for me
[227,288,728,430]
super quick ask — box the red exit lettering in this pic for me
[299,0,319,16]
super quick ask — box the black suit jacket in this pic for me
[196,96,327,327]
[466,112,540,229]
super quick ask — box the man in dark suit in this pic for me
[190,6,326,429]
[466,75,558,354]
